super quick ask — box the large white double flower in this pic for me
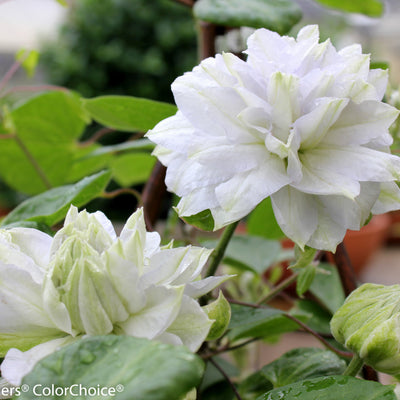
[147,25,400,251]
[0,206,224,385]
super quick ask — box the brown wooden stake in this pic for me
[199,21,217,60]
[332,242,379,382]
[142,161,167,231]
[332,242,358,296]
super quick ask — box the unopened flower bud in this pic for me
[331,283,400,375]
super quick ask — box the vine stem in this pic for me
[102,188,143,207]
[205,220,239,278]
[284,314,352,359]
[79,127,115,147]
[1,84,68,98]
[0,60,21,94]
[225,298,352,359]
[344,354,364,377]
[256,272,299,305]
[13,134,52,189]
[257,248,321,305]
[209,358,243,400]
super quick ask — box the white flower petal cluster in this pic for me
[0,206,224,385]
[147,25,400,251]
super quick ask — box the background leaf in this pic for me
[1,170,111,227]
[111,153,156,187]
[82,96,177,132]
[0,91,88,194]
[247,198,285,240]
[202,235,282,274]
[312,0,384,17]
[193,0,302,33]
[261,348,346,388]
[258,375,396,400]
[17,335,205,400]
[308,263,345,314]
[183,209,215,231]
[15,49,40,77]
[296,264,316,298]
[228,304,308,341]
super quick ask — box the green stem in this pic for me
[257,247,317,305]
[13,134,52,190]
[205,221,239,278]
[344,354,364,377]
[257,272,299,305]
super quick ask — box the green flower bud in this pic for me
[331,283,400,375]
[203,291,231,340]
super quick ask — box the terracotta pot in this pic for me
[341,213,391,274]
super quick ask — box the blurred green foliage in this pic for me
[40,0,198,102]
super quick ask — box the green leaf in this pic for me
[313,0,384,17]
[183,209,215,231]
[203,292,231,340]
[308,263,345,314]
[111,153,157,187]
[82,96,177,132]
[258,376,396,400]
[228,304,307,341]
[247,198,285,240]
[55,0,68,5]
[18,335,205,400]
[85,138,155,157]
[202,235,282,274]
[1,170,111,227]
[0,91,88,194]
[238,370,273,400]
[193,0,302,33]
[296,264,317,297]
[294,300,332,335]
[67,144,112,183]
[201,358,239,392]
[261,348,346,388]
[15,49,40,77]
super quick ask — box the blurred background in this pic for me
[0,0,399,89]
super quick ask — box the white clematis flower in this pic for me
[0,206,224,386]
[147,25,400,251]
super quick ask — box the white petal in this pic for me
[103,241,146,314]
[165,296,213,352]
[295,97,348,150]
[323,100,398,147]
[246,28,295,75]
[144,246,211,287]
[118,285,184,339]
[295,153,360,198]
[42,275,75,335]
[184,275,233,298]
[267,72,300,142]
[303,145,400,183]
[307,183,380,251]
[155,331,183,347]
[372,182,400,214]
[214,157,290,228]
[170,144,266,196]
[93,210,117,240]
[0,264,58,336]
[0,241,44,285]
[271,187,318,249]
[7,228,52,270]
[172,60,249,141]
[176,186,220,217]
[1,336,75,386]
[367,68,388,101]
